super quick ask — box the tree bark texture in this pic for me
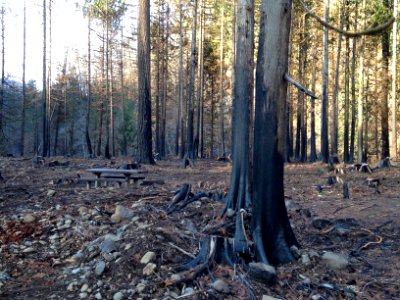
[137,0,155,164]
[253,0,298,265]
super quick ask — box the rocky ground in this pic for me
[0,157,399,299]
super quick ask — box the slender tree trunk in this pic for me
[195,0,204,158]
[381,0,390,159]
[161,4,169,158]
[137,0,155,164]
[343,5,350,163]
[357,0,366,163]
[86,12,93,157]
[120,28,127,156]
[321,0,330,163]
[47,0,52,156]
[104,12,111,159]
[20,1,27,156]
[332,4,344,157]
[42,0,48,157]
[176,0,184,157]
[186,0,197,159]
[219,0,226,157]
[155,0,161,156]
[0,6,3,141]
[350,2,358,163]
[363,73,370,162]
[391,0,398,159]
[210,76,215,158]
[309,47,318,162]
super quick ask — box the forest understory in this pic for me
[0,157,399,299]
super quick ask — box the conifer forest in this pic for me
[0,0,399,299]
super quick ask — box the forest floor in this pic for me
[0,157,399,300]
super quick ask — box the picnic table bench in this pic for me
[81,168,145,188]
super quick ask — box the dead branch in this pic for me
[358,229,383,251]
[165,242,196,259]
[333,204,355,214]
[284,74,318,99]
[296,0,395,38]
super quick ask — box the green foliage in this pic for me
[117,100,136,152]
[366,1,391,28]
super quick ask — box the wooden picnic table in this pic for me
[86,168,144,188]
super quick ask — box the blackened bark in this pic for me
[20,1,27,156]
[381,0,390,159]
[186,0,197,159]
[137,0,155,164]
[86,13,93,157]
[252,0,298,265]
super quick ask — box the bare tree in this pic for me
[137,0,154,164]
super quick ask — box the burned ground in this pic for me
[0,157,399,299]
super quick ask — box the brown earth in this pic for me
[0,157,399,299]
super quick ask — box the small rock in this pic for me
[47,189,56,197]
[290,245,301,259]
[249,263,276,284]
[111,205,134,223]
[95,292,103,300]
[322,252,349,270]
[0,271,10,281]
[311,294,322,300]
[100,239,117,253]
[22,214,36,224]
[95,261,106,276]
[262,296,281,300]
[301,253,311,265]
[226,209,235,217]
[22,247,35,253]
[140,251,156,264]
[113,291,124,300]
[211,279,230,294]
[143,263,156,276]
[67,282,76,291]
[136,282,146,293]
[79,292,88,299]
[182,287,194,296]
[80,283,89,292]
[170,274,181,282]
[312,218,333,230]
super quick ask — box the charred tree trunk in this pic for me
[20,1,27,156]
[186,0,197,159]
[252,0,299,265]
[350,2,358,163]
[343,6,350,163]
[225,0,254,252]
[357,0,366,163]
[332,5,344,157]
[321,0,330,163]
[219,1,226,157]
[86,12,93,157]
[381,0,390,159]
[42,0,48,157]
[137,0,155,164]
[309,46,317,162]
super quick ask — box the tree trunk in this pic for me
[332,5,344,157]
[161,4,169,159]
[343,5,350,163]
[0,6,3,140]
[137,0,155,164]
[309,47,317,162]
[350,3,358,163]
[120,28,127,156]
[104,14,111,159]
[175,0,184,157]
[357,0,366,163]
[320,0,330,163]
[253,0,298,265]
[42,0,48,157]
[381,0,390,159]
[20,1,27,156]
[186,0,197,159]
[391,0,398,159]
[219,1,226,157]
[226,0,254,219]
[210,76,215,158]
[195,0,204,158]
[86,12,93,157]
[155,0,161,157]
